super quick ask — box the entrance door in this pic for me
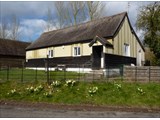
[92,46,103,69]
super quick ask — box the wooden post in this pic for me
[149,66,150,82]
[7,66,9,81]
[46,55,49,84]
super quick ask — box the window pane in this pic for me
[78,47,80,55]
[124,44,130,56]
[74,47,77,56]
[51,50,53,57]
[48,50,50,57]
[73,47,80,56]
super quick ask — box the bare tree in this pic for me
[86,1,106,21]
[9,15,20,40]
[45,7,55,32]
[54,1,86,28]
[54,1,106,28]
[54,1,67,29]
[68,1,85,25]
[0,18,9,39]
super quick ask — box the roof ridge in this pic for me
[43,12,127,35]
[0,38,31,44]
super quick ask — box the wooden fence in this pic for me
[123,66,160,82]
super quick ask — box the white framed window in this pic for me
[73,47,81,56]
[124,43,130,57]
[48,49,54,58]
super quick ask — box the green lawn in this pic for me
[0,68,83,83]
[0,80,160,108]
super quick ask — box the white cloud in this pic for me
[21,19,46,29]
[19,19,56,41]
[0,1,55,18]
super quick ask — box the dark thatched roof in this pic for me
[26,12,144,51]
[0,38,30,57]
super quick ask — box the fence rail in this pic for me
[123,66,160,82]
[0,64,123,83]
[0,64,160,83]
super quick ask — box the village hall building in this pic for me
[26,12,145,71]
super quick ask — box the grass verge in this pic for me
[0,80,160,108]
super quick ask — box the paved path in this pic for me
[0,104,160,118]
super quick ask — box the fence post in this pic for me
[135,66,137,82]
[83,64,85,81]
[21,66,24,83]
[149,66,150,82]
[120,65,123,81]
[21,61,25,83]
[92,69,94,81]
[35,67,37,82]
[107,66,109,81]
[46,55,50,84]
[78,64,80,81]
[7,66,9,81]
[64,65,66,81]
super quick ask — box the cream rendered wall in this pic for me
[54,45,71,57]
[26,51,34,59]
[26,43,93,60]
[37,48,47,58]
[112,17,136,58]
[105,39,113,54]
[82,43,92,56]
[92,41,102,46]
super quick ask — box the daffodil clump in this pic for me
[7,89,17,95]
[137,87,145,95]
[26,86,34,93]
[65,79,76,87]
[43,91,52,97]
[88,86,98,96]
[51,80,61,87]
[26,85,44,94]
[114,82,122,90]
[34,85,44,93]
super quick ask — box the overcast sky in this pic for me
[0,1,153,42]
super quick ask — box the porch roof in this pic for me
[89,35,113,48]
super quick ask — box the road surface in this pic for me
[0,104,159,118]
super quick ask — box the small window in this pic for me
[48,49,54,58]
[124,43,130,57]
[73,47,81,56]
